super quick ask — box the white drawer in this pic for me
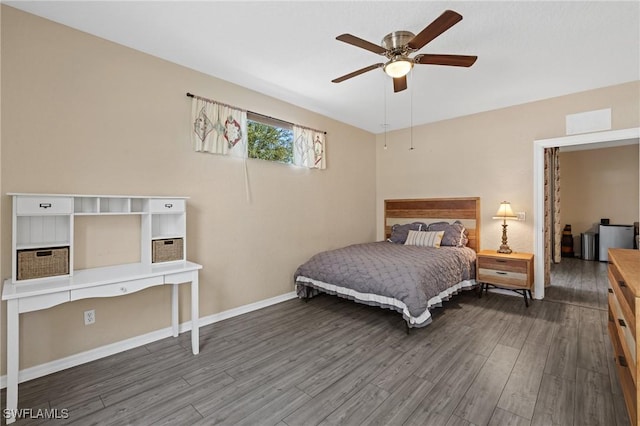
[70,276,163,300]
[19,291,70,313]
[165,271,195,284]
[17,197,73,215]
[149,199,185,213]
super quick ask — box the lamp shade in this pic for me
[493,201,517,219]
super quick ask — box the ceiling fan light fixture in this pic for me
[332,10,476,92]
[384,57,413,78]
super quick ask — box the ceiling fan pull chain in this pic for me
[383,75,388,150]
[409,70,414,151]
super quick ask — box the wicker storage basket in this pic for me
[17,246,69,280]
[152,238,184,263]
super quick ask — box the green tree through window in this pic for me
[247,119,293,164]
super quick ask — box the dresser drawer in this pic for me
[477,256,528,273]
[610,263,635,319]
[70,276,163,300]
[478,268,528,289]
[17,196,73,215]
[608,315,638,424]
[149,199,185,213]
[610,292,637,365]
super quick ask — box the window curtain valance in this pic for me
[293,125,326,170]
[191,95,251,201]
[191,96,247,158]
[189,92,326,170]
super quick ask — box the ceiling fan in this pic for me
[331,10,477,93]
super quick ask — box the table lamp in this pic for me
[493,201,518,254]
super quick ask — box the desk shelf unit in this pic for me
[10,193,188,283]
[3,193,201,425]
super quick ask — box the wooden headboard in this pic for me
[384,197,481,252]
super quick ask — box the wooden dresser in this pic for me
[608,248,640,425]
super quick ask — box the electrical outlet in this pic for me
[84,309,95,325]
[517,212,526,221]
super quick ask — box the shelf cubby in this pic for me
[15,216,71,250]
[99,197,130,214]
[130,198,146,213]
[74,197,99,214]
[151,214,185,240]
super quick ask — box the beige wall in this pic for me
[376,81,640,253]
[0,6,376,371]
[2,4,640,376]
[560,144,639,236]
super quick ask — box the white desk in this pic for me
[2,260,202,424]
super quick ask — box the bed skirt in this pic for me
[295,276,477,328]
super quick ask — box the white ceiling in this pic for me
[7,1,640,134]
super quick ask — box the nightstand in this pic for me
[476,250,534,306]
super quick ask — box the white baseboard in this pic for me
[196,291,297,330]
[0,291,297,389]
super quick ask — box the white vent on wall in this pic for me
[566,108,612,135]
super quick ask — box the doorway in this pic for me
[532,127,640,299]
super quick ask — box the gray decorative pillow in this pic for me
[427,221,469,247]
[388,222,428,244]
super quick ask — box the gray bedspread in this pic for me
[294,241,477,327]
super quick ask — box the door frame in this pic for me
[533,127,640,299]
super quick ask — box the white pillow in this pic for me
[404,230,444,248]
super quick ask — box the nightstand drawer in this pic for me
[478,268,528,288]
[477,256,528,273]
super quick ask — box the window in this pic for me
[247,112,293,164]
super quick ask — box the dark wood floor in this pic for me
[2,257,629,425]
[545,256,609,311]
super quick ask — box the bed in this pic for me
[294,197,481,328]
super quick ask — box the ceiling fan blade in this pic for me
[407,10,463,51]
[332,63,384,83]
[415,54,477,67]
[393,76,407,93]
[336,34,387,55]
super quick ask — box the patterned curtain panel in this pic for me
[543,147,561,286]
[293,126,326,169]
[191,97,247,158]
[552,149,561,264]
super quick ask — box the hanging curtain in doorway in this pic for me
[293,125,326,169]
[543,147,561,286]
[191,96,247,158]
